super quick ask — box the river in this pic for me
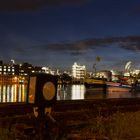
[57,84,140,100]
[0,84,140,103]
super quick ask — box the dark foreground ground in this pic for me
[0,98,140,140]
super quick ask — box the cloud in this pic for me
[47,41,89,53]
[45,36,140,56]
[2,32,140,70]
[3,32,140,59]
[0,0,89,11]
[119,36,140,52]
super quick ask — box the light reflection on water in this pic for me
[57,84,85,100]
[0,84,27,103]
[57,84,140,100]
[0,84,140,103]
[71,85,85,100]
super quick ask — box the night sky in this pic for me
[1,0,140,71]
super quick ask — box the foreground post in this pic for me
[27,73,58,139]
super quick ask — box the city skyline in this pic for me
[0,0,140,71]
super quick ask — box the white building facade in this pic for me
[72,62,86,79]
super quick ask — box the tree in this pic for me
[93,56,101,76]
[60,73,72,84]
[96,56,101,62]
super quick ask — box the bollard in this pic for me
[27,73,58,139]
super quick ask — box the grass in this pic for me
[0,111,140,139]
[61,111,140,140]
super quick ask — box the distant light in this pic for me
[125,61,132,71]
[11,59,15,64]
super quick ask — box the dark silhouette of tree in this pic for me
[93,56,101,76]
[60,73,72,84]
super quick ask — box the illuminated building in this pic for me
[72,62,86,79]
[96,70,112,81]
[111,70,123,82]
[0,60,54,77]
[0,61,15,75]
[0,61,43,83]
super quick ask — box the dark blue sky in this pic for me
[0,0,140,71]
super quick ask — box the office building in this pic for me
[72,62,86,79]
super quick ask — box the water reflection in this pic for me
[57,84,140,100]
[107,91,131,98]
[57,84,71,100]
[71,85,85,100]
[0,84,27,103]
[84,90,106,99]
[0,84,140,103]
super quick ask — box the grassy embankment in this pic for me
[0,110,140,140]
[60,111,140,140]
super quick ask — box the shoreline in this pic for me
[0,98,140,117]
[0,98,140,139]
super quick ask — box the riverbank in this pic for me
[0,111,140,140]
[53,98,140,139]
[0,98,140,139]
[54,110,140,140]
